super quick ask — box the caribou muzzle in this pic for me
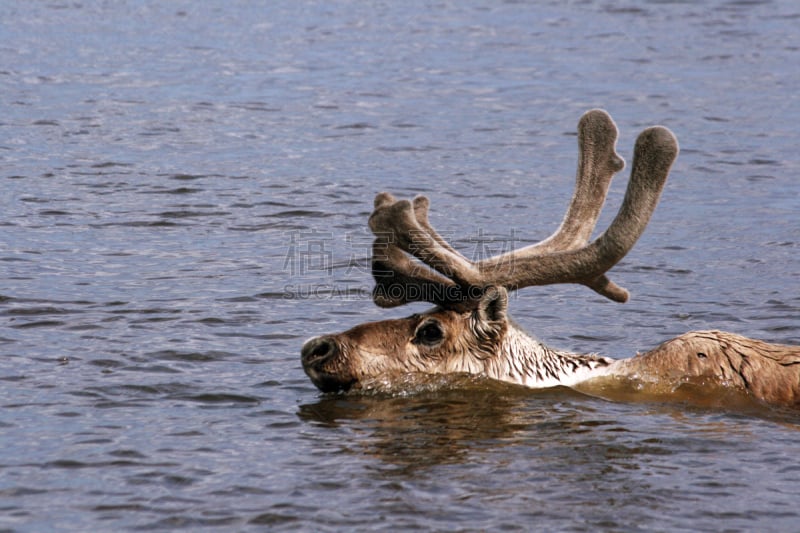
[301,336,355,393]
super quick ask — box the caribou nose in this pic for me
[301,336,338,367]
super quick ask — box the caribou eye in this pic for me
[414,320,444,345]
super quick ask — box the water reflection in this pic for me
[298,377,547,472]
[297,380,800,530]
[297,377,735,474]
[298,376,800,475]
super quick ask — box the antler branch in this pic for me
[368,110,679,308]
[370,194,460,308]
[478,124,678,301]
[520,109,625,254]
[481,109,628,301]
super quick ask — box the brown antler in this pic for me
[519,109,625,254]
[483,109,629,301]
[370,109,626,307]
[478,125,678,299]
[370,193,460,308]
[369,110,679,308]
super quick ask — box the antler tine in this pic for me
[479,124,679,300]
[532,109,625,253]
[592,125,678,261]
[580,126,677,301]
[371,236,457,308]
[412,196,470,261]
[484,110,623,262]
[373,191,396,210]
[370,194,480,308]
[369,197,483,287]
[475,108,628,301]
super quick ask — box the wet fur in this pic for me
[304,290,800,407]
[301,110,800,407]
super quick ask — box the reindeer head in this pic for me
[301,110,679,393]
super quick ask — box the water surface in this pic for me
[1,1,799,531]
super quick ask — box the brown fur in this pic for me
[619,330,800,405]
[303,302,800,406]
[303,290,509,393]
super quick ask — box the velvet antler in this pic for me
[369,109,679,308]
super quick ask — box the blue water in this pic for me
[1,1,799,531]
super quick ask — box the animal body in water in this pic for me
[301,110,800,407]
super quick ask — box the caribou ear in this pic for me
[476,286,508,323]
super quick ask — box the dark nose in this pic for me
[301,336,338,368]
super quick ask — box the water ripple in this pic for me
[1,0,798,531]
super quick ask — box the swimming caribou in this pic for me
[301,110,800,406]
